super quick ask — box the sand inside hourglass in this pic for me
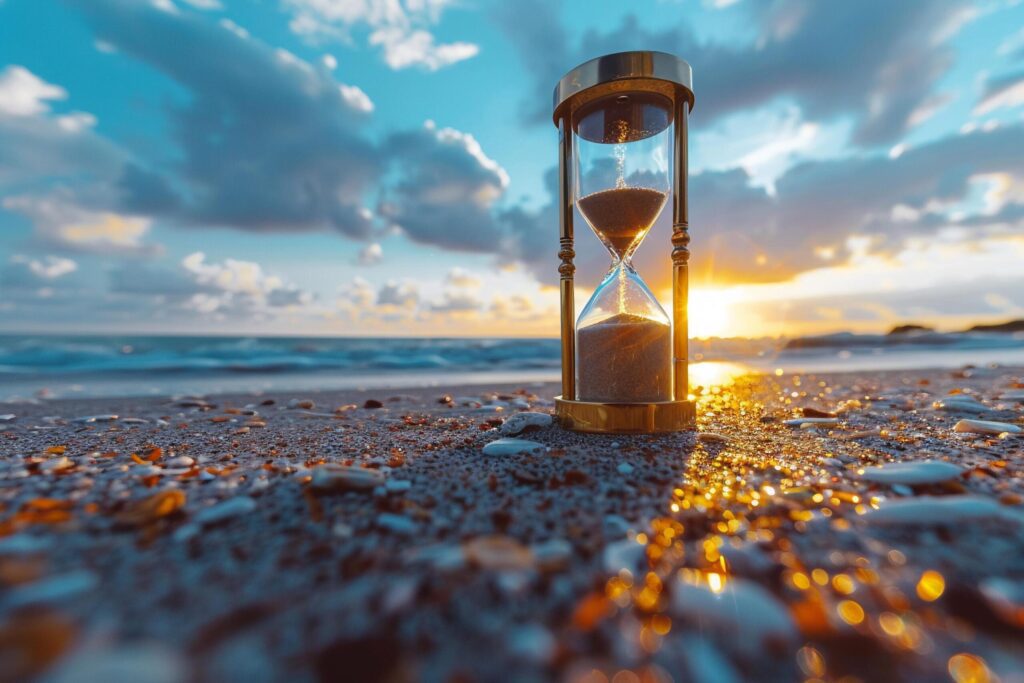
[576,186,672,403]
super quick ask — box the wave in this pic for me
[0,336,562,377]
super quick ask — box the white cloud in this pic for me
[56,112,98,133]
[369,27,478,70]
[975,76,1024,115]
[339,83,374,112]
[357,242,383,265]
[445,266,480,288]
[180,252,313,313]
[181,0,222,8]
[322,53,337,70]
[283,0,478,71]
[2,195,156,255]
[10,255,78,279]
[219,18,249,39]
[0,66,66,117]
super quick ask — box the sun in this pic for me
[686,289,736,338]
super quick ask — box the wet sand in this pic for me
[1,367,1023,682]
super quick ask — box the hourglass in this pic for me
[553,52,696,433]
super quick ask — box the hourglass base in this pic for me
[555,397,696,434]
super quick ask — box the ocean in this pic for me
[1,333,1023,400]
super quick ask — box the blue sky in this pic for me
[1,0,1024,337]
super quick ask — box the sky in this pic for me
[1,0,1024,339]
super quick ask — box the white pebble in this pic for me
[193,496,256,525]
[864,496,1023,525]
[166,456,195,468]
[859,460,963,486]
[954,419,1022,435]
[784,417,838,427]
[499,412,553,436]
[932,395,992,414]
[482,438,545,456]
[617,462,634,475]
[671,578,796,656]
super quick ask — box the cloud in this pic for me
[73,0,381,238]
[445,267,481,288]
[376,280,420,308]
[500,0,974,145]
[19,255,78,279]
[0,67,122,189]
[1,255,78,291]
[974,71,1024,115]
[379,121,509,252]
[429,290,482,312]
[2,193,157,255]
[356,242,383,265]
[283,0,478,71]
[105,252,315,319]
[0,66,67,117]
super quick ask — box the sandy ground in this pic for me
[1,367,1023,683]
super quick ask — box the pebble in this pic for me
[310,464,385,493]
[4,570,99,609]
[482,438,545,456]
[858,460,964,485]
[979,577,1024,628]
[670,578,797,656]
[499,412,553,436]
[933,395,993,414]
[166,456,195,468]
[73,414,119,423]
[463,535,534,570]
[683,637,742,683]
[0,534,52,555]
[0,414,15,421]
[510,398,531,409]
[603,514,630,538]
[532,539,572,572]
[287,399,315,409]
[784,417,838,427]
[363,399,384,409]
[507,624,555,664]
[616,462,634,475]
[193,496,257,526]
[602,538,645,574]
[377,513,417,534]
[46,643,188,683]
[698,432,730,444]
[863,495,1023,525]
[385,479,412,493]
[953,418,1022,435]
[40,456,73,473]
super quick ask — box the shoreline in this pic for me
[1,366,1022,681]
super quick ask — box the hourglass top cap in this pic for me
[552,51,694,126]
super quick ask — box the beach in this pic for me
[1,366,1023,682]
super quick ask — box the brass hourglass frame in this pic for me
[553,51,696,433]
